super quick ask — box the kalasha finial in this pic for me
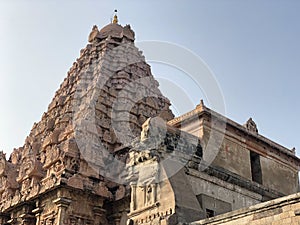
[112,9,118,24]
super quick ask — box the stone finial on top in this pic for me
[112,9,118,24]
[244,117,258,134]
[88,10,135,43]
[89,22,135,43]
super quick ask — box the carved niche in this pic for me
[130,183,158,213]
[17,151,45,200]
[0,151,19,202]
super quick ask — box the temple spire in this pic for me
[112,9,118,24]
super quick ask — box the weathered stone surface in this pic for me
[191,192,300,225]
[1,19,299,225]
[169,100,300,196]
[0,20,174,224]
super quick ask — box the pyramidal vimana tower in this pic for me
[1,14,299,225]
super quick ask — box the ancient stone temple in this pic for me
[1,16,299,225]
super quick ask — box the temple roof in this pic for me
[88,23,135,43]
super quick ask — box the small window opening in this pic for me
[250,151,262,184]
[205,208,215,218]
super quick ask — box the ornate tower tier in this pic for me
[0,20,174,225]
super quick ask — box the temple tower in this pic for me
[0,18,174,225]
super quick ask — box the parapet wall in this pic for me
[191,192,300,225]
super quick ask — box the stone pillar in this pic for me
[32,207,42,225]
[151,183,157,204]
[114,217,121,225]
[110,213,121,225]
[53,197,72,225]
[93,206,106,225]
[130,183,137,212]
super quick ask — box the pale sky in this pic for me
[0,0,300,157]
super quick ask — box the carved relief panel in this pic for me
[0,151,19,207]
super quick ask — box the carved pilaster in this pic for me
[130,183,137,212]
[151,183,157,204]
[53,197,72,225]
[93,206,106,225]
[32,207,42,225]
[110,213,122,225]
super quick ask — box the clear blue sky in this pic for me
[0,0,300,157]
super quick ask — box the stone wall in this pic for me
[169,102,299,198]
[187,170,261,212]
[208,136,252,180]
[260,156,299,195]
[127,118,205,225]
[191,192,300,225]
[1,20,299,225]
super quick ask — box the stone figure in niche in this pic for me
[146,185,152,205]
[140,118,151,142]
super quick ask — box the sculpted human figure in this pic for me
[146,185,152,205]
[141,118,151,142]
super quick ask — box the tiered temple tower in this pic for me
[0,17,299,225]
[0,18,174,224]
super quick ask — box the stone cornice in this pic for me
[168,104,300,167]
